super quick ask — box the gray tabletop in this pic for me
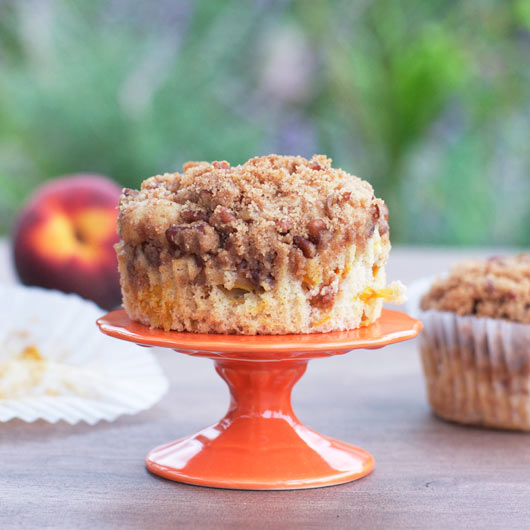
[1,241,529,530]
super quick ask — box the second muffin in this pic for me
[419,254,530,430]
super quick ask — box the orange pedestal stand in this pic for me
[97,309,422,490]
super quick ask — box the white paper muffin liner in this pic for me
[0,284,168,424]
[407,277,530,431]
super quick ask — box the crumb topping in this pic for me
[118,154,389,295]
[421,254,530,323]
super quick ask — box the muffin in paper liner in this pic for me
[408,277,530,431]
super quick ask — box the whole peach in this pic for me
[13,175,122,309]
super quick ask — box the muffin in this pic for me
[418,254,530,430]
[116,154,404,335]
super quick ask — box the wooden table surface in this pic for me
[1,242,530,530]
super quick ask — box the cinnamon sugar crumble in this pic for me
[119,154,387,290]
[116,154,398,334]
[421,254,530,323]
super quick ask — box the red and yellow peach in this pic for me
[13,175,122,309]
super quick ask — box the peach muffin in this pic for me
[115,154,404,334]
[419,254,530,430]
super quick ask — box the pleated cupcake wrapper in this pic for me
[0,284,169,425]
[407,278,530,430]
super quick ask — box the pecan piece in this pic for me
[307,219,327,244]
[289,247,306,279]
[181,209,209,223]
[325,192,352,218]
[293,236,316,259]
[219,208,236,224]
[166,222,219,255]
[209,207,237,231]
[198,188,214,209]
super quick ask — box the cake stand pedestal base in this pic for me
[97,308,422,490]
[146,359,374,490]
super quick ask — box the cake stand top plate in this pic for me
[97,308,422,361]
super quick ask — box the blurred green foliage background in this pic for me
[0,0,529,246]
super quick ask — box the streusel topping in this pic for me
[421,254,530,323]
[118,154,389,296]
